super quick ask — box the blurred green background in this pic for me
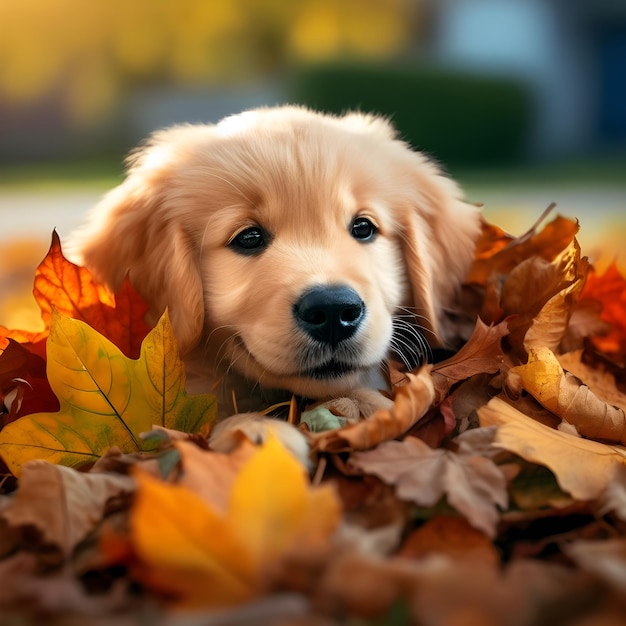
[0,0,625,328]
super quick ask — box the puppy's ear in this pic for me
[398,157,481,344]
[71,144,204,354]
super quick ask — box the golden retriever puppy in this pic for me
[72,106,480,456]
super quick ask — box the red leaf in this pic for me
[0,231,151,358]
[580,262,626,357]
[0,339,58,425]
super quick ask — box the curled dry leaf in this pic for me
[522,241,588,353]
[502,239,587,356]
[309,366,435,453]
[510,346,626,444]
[350,435,508,537]
[479,397,626,501]
[467,212,579,287]
[431,317,509,403]
[1,460,134,557]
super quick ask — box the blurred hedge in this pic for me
[287,63,534,167]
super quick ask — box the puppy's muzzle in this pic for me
[293,285,365,347]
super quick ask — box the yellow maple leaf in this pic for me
[129,434,341,608]
[0,310,216,476]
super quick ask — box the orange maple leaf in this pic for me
[0,231,151,359]
[580,262,626,357]
[112,435,341,608]
[0,231,152,423]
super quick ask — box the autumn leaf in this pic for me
[0,310,217,476]
[310,366,435,453]
[0,232,152,423]
[600,464,626,521]
[479,397,626,501]
[175,438,257,513]
[1,460,134,557]
[350,434,508,537]
[431,317,508,402]
[579,262,626,356]
[502,239,587,356]
[0,231,151,358]
[564,539,626,592]
[398,515,500,565]
[509,346,626,444]
[127,434,341,608]
[467,211,579,287]
[0,339,58,424]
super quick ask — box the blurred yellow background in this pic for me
[1,0,625,330]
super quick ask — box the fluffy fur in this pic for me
[72,106,480,427]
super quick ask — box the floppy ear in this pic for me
[339,110,480,345]
[398,157,481,345]
[71,146,205,354]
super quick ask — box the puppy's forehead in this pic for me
[192,126,398,229]
[175,116,410,240]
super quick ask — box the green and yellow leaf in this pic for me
[0,310,216,475]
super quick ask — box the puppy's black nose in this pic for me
[294,285,365,347]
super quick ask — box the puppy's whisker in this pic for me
[395,306,433,325]
[390,316,432,369]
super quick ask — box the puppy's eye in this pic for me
[230,226,267,254]
[351,217,377,242]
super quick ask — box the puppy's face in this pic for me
[199,142,407,397]
[74,107,480,398]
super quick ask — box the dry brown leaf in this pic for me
[415,557,598,626]
[314,548,599,626]
[510,346,626,444]
[522,276,585,353]
[398,515,499,566]
[1,461,135,557]
[600,465,626,521]
[312,551,420,619]
[502,239,587,355]
[558,351,626,413]
[350,435,507,537]
[564,539,626,591]
[467,212,579,287]
[431,317,508,403]
[0,556,130,615]
[479,397,626,501]
[522,245,588,353]
[309,366,434,453]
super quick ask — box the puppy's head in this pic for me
[73,106,480,397]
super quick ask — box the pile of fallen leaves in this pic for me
[1,210,626,625]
